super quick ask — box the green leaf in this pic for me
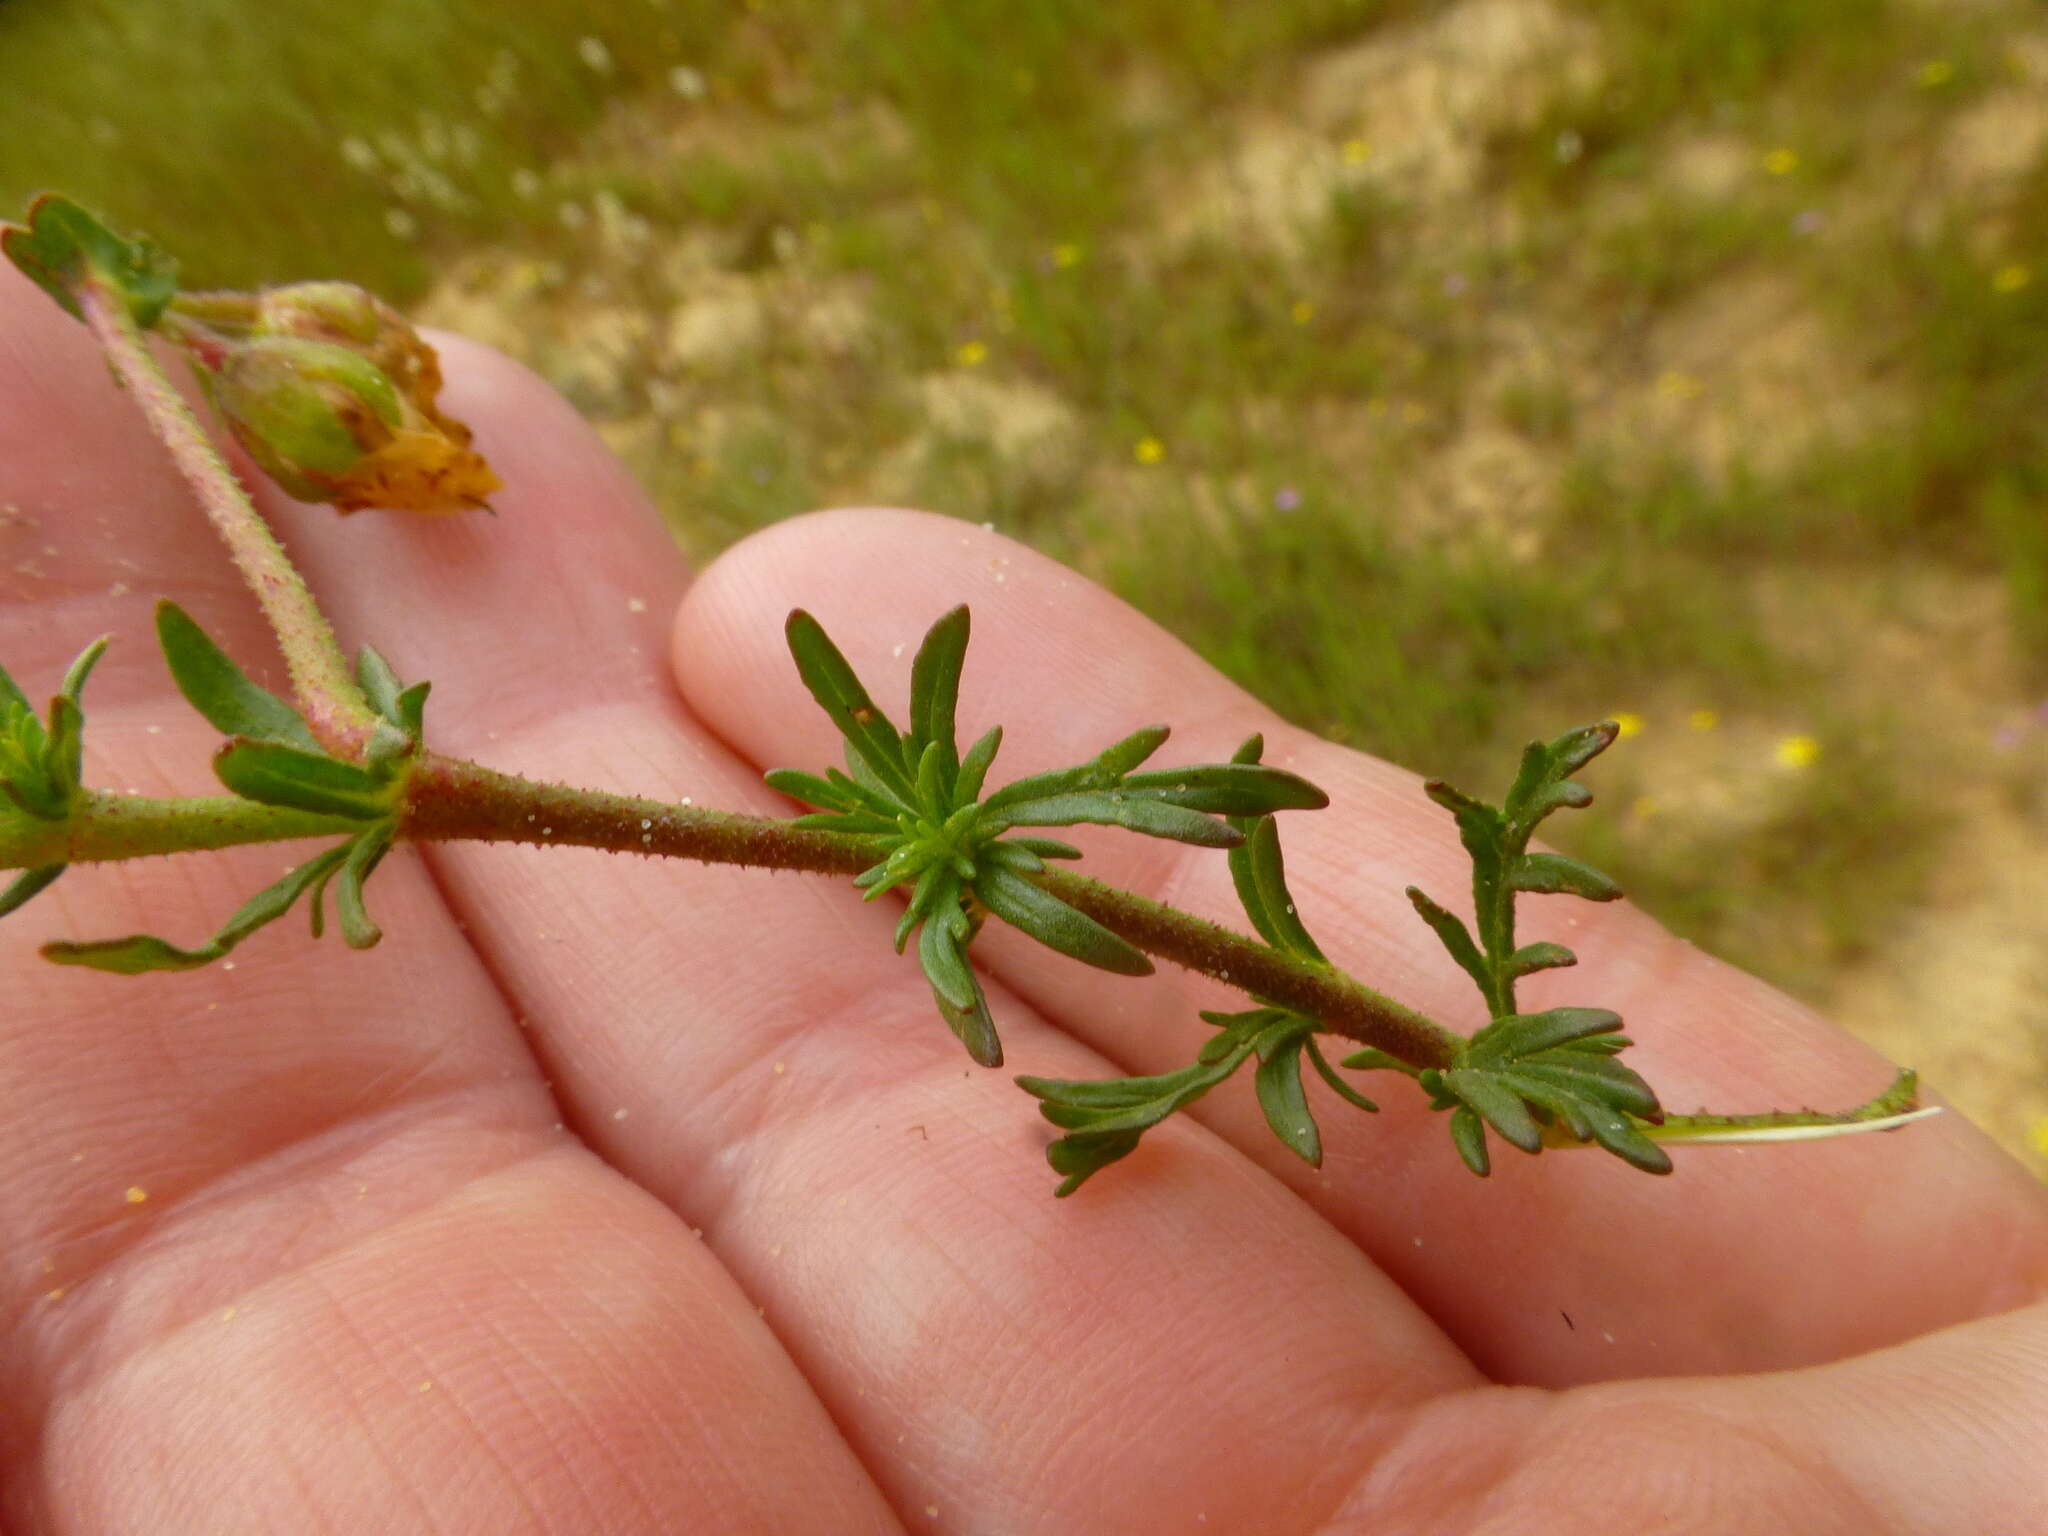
[1094,724,1171,777]
[1042,1129,1145,1197]
[982,725,1170,813]
[42,842,351,973]
[955,725,1003,804]
[1548,720,1621,778]
[1508,852,1623,902]
[1002,835,1083,860]
[990,790,1239,847]
[0,863,64,919]
[0,657,33,718]
[906,605,969,787]
[2,194,179,327]
[935,976,1003,1068]
[1017,1017,1274,1194]
[356,644,428,740]
[214,740,397,819]
[1228,818,1325,961]
[1304,1037,1379,1114]
[334,825,392,948]
[1122,762,1329,814]
[917,902,978,1013]
[1254,1029,1322,1166]
[764,767,861,812]
[1505,941,1577,978]
[1449,1105,1491,1176]
[157,601,320,751]
[1445,1068,1543,1153]
[1405,886,1488,994]
[1470,1007,1625,1062]
[784,610,915,804]
[973,864,1153,976]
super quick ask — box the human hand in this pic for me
[3,265,2045,1534]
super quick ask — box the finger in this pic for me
[270,338,1523,1532]
[672,506,2048,1386]
[1342,1297,2048,1531]
[0,268,897,1530]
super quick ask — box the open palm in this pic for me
[3,267,2045,1534]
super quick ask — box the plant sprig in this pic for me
[767,606,1327,1065]
[0,195,1939,1201]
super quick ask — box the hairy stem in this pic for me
[76,277,377,749]
[1,791,368,866]
[405,754,1463,1069]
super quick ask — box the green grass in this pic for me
[8,0,2047,1016]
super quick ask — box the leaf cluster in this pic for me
[1380,722,1669,1175]
[1,194,177,328]
[1018,736,1379,1194]
[768,608,1327,1067]
[37,603,427,972]
[0,637,108,918]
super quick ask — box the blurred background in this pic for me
[3,0,2043,1173]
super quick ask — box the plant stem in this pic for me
[406,754,1464,1069]
[1,791,367,866]
[1036,869,1461,1067]
[76,276,377,750]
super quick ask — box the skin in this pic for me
[1,262,2045,1535]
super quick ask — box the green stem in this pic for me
[1,790,366,866]
[1036,868,1462,1068]
[404,754,1464,1069]
[76,277,377,751]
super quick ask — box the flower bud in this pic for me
[176,281,501,514]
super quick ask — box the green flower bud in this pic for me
[213,337,406,504]
[170,281,501,514]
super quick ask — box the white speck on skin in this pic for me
[124,1186,148,1205]
[1412,1235,1424,1247]
[612,1107,629,1121]
[627,596,647,613]
[772,1061,787,1075]
[1602,1330,1615,1344]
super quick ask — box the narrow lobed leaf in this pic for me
[1445,1068,1544,1154]
[973,864,1153,976]
[214,740,397,820]
[1406,886,1489,995]
[784,609,916,803]
[917,903,979,1013]
[1474,1006,1625,1061]
[1508,852,1623,902]
[1122,762,1329,814]
[1450,1104,1491,1176]
[991,791,1239,847]
[0,864,65,920]
[1253,1029,1322,1166]
[1231,818,1325,962]
[1043,1129,1144,1197]
[955,724,1003,804]
[934,973,1002,1067]
[158,602,320,751]
[43,842,351,973]
[1505,941,1577,978]
[906,605,969,786]
[334,827,392,949]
